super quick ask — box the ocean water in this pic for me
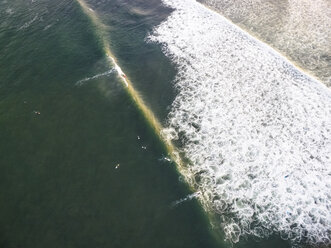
[0,0,220,247]
[0,0,330,248]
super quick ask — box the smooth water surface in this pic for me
[0,0,220,247]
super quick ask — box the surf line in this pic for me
[195,0,327,87]
[75,0,183,168]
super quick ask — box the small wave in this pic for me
[5,8,14,15]
[18,15,38,30]
[43,24,53,31]
[149,0,331,246]
[75,69,115,85]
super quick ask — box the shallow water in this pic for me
[197,0,331,86]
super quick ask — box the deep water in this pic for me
[0,0,219,247]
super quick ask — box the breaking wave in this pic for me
[149,0,331,246]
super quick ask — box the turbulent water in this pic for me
[198,0,331,86]
[149,0,331,246]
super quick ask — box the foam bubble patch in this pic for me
[149,0,331,246]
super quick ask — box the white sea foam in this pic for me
[149,0,331,245]
[75,69,115,85]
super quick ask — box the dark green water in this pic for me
[0,0,293,247]
[0,0,220,247]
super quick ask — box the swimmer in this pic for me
[164,157,171,162]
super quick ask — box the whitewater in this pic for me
[149,0,331,246]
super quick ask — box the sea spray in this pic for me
[75,69,115,85]
[171,192,201,208]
